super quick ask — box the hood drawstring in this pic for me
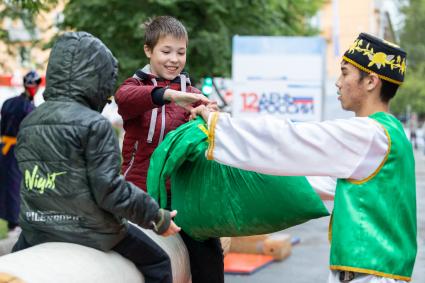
[147,78,160,143]
[145,74,189,144]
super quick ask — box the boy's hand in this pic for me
[160,210,181,237]
[206,101,219,111]
[164,89,210,112]
[190,104,215,121]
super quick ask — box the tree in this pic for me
[0,0,58,71]
[390,0,425,117]
[0,0,58,40]
[60,0,323,83]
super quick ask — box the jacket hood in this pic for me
[43,32,118,112]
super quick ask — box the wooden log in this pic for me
[229,234,292,261]
[0,227,190,283]
[0,272,25,283]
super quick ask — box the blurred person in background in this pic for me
[410,128,418,149]
[422,121,425,154]
[0,70,41,235]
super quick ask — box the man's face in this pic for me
[25,85,40,98]
[335,61,367,112]
[144,35,187,80]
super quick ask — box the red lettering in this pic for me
[241,92,259,112]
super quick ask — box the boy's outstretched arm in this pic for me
[163,89,210,112]
[115,78,161,120]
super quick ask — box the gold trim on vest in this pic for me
[330,265,411,282]
[348,121,391,184]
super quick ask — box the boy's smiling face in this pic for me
[144,35,187,80]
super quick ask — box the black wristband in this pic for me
[151,87,170,106]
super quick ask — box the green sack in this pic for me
[147,118,329,240]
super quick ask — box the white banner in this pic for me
[232,36,325,121]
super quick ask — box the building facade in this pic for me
[0,2,65,107]
[318,0,399,119]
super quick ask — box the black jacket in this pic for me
[16,32,169,251]
[1,93,34,137]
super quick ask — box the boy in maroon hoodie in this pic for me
[115,16,223,283]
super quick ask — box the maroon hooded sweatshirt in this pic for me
[115,66,201,192]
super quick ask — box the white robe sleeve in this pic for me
[306,176,336,200]
[206,112,389,180]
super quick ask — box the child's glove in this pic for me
[151,208,171,235]
[151,209,181,236]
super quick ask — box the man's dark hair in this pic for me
[358,69,399,103]
[144,16,188,50]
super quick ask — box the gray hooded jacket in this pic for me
[15,32,169,251]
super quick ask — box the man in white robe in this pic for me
[186,33,416,283]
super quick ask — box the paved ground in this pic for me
[225,149,425,283]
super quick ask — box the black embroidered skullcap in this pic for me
[343,33,407,85]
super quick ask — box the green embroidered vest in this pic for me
[330,112,417,281]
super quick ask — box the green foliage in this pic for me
[0,0,58,41]
[390,0,425,115]
[60,0,323,83]
[2,0,57,13]
[391,62,425,115]
[0,0,58,71]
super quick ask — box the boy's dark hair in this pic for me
[144,16,188,50]
[358,69,399,103]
